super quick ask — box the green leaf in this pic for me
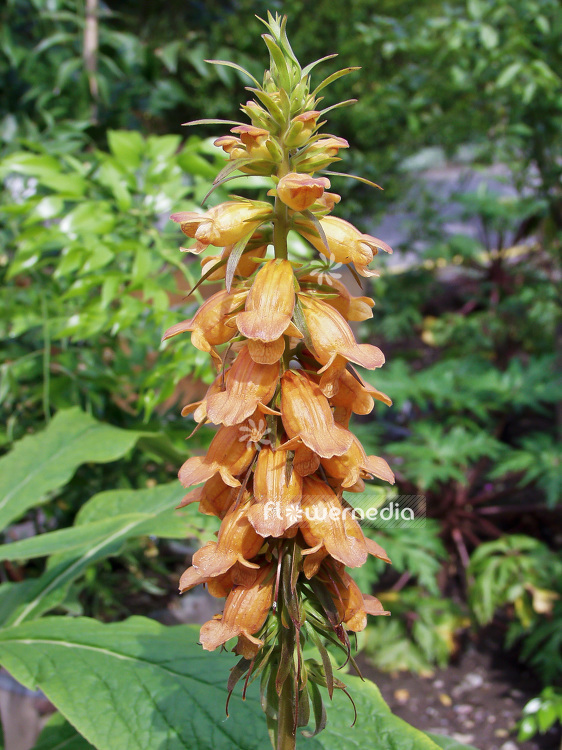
[0,617,446,750]
[0,408,147,530]
[32,713,94,750]
[0,617,272,750]
[107,130,145,170]
[0,483,205,626]
[426,734,478,750]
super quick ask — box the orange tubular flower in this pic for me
[180,498,265,585]
[321,435,395,488]
[171,200,272,252]
[177,474,236,519]
[178,415,265,488]
[236,259,302,364]
[276,173,330,212]
[248,446,303,537]
[330,367,392,427]
[321,565,390,632]
[307,275,375,322]
[205,345,279,426]
[299,475,367,568]
[199,563,275,652]
[299,294,385,396]
[296,214,392,277]
[279,370,353,458]
[162,288,247,367]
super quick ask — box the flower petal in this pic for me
[206,345,279,426]
[281,370,353,458]
[248,447,303,537]
[237,259,297,342]
[300,475,367,568]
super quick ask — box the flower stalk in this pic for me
[165,13,395,749]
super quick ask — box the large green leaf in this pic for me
[0,408,148,530]
[0,483,209,627]
[0,616,447,750]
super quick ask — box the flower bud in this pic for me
[285,110,321,148]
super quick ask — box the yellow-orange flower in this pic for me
[299,475,367,568]
[179,497,264,588]
[321,435,395,488]
[178,415,266,488]
[248,446,302,537]
[171,201,272,251]
[177,474,236,519]
[162,288,247,367]
[321,565,390,631]
[294,137,349,171]
[199,563,275,652]
[279,370,352,458]
[298,294,384,396]
[200,239,268,282]
[330,367,391,426]
[204,345,279,426]
[304,275,375,322]
[286,110,321,148]
[236,259,302,364]
[296,215,392,277]
[276,173,330,212]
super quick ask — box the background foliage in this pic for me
[0,0,560,748]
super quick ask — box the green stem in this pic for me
[272,159,296,750]
[273,195,289,260]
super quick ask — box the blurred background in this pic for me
[0,1,561,749]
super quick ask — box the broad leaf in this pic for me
[0,408,148,530]
[0,616,447,750]
[0,483,211,627]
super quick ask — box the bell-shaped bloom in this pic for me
[298,295,384,396]
[237,259,298,342]
[236,259,302,364]
[199,563,275,652]
[230,125,272,159]
[299,475,367,568]
[302,530,391,580]
[296,215,392,277]
[179,415,266,488]
[248,446,303,537]
[200,238,268,282]
[180,498,264,589]
[276,173,330,212]
[205,345,279,426]
[321,435,395,488]
[213,135,247,163]
[279,370,352,458]
[170,200,272,251]
[162,289,248,368]
[180,558,259,597]
[321,565,389,631]
[330,367,391,426]
[178,474,236,519]
[180,373,223,424]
